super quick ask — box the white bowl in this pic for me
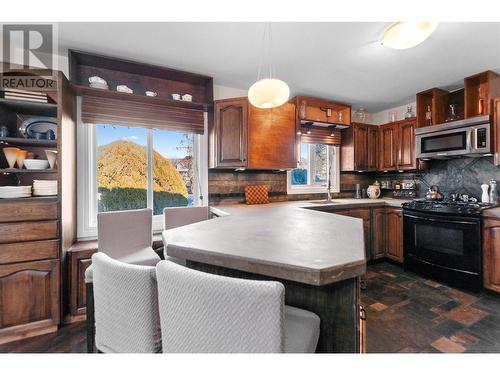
[24,159,49,170]
[89,76,107,84]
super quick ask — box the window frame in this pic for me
[286,143,340,195]
[76,97,208,240]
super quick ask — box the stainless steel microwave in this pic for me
[415,115,491,160]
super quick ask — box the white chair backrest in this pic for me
[156,260,285,353]
[98,208,152,259]
[163,206,209,230]
[92,253,161,353]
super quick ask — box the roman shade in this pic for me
[300,125,341,145]
[81,95,205,134]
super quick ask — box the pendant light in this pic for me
[382,22,439,50]
[248,23,290,109]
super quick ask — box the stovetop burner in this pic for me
[403,196,496,216]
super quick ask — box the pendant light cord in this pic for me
[256,22,274,81]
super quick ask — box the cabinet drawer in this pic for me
[0,221,58,244]
[0,200,58,223]
[0,240,59,264]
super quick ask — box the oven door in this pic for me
[416,127,471,159]
[403,210,481,275]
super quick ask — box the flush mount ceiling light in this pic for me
[248,23,290,109]
[382,22,439,50]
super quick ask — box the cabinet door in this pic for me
[367,126,379,171]
[0,260,59,342]
[214,98,248,167]
[371,207,386,259]
[494,98,500,166]
[379,124,397,171]
[386,208,403,262]
[354,124,368,171]
[248,103,297,169]
[398,120,417,170]
[483,218,500,292]
[68,249,96,318]
[337,209,371,262]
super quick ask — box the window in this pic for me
[287,143,340,194]
[77,102,208,239]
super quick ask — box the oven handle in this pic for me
[404,213,478,226]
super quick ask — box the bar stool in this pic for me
[156,260,320,353]
[162,206,210,265]
[91,253,161,353]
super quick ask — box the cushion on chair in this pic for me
[84,247,160,284]
[283,305,320,353]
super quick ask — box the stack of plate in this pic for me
[33,180,57,196]
[0,186,32,199]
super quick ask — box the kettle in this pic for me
[426,185,444,201]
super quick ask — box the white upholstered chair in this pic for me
[85,208,161,284]
[155,260,320,353]
[162,206,210,265]
[91,253,161,353]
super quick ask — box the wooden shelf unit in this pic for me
[416,87,464,128]
[464,71,500,118]
[69,49,213,109]
[0,70,77,345]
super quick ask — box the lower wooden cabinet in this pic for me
[371,207,386,260]
[0,259,60,344]
[483,217,500,292]
[66,247,97,321]
[386,208,404,262]
[333,208,372,261]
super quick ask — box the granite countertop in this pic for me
[163,200,371,286]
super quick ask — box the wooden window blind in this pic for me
[299,126,341,145]
[81,95,205,134]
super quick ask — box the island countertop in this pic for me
[163,200,371,286]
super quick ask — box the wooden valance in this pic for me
[300,125,341,145]
[81,95,205,134]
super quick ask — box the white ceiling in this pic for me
[58,22,500,112]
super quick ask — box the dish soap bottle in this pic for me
[489,180,498,205]
[481,184,489,203]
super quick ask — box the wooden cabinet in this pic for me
[386,208,403,262]
[0,259,60,344]
[367,126,379,171]
[67,248,96,321]
[379,119,418,172]
[379,123,398,171]
[483,217,500,293]
[397,119,417,170]
[371,208,386,260]
[211,98,297,170]
[333,208,372,261]
[341,123,378,172]
[494,98,500,166]
[248,103,297,169]
[212,98,248,168]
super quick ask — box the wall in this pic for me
[371,101,416,125]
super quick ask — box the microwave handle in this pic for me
[467,129,474,152]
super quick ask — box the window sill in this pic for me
[287,187,340,195]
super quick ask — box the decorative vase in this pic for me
[367,184,381,199]
[3,147,20,168]
[16,149,27,169]
[45,149,58,169]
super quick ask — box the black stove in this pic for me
[402,194,495,290]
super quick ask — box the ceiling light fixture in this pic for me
[248,23,290,109]
[382,22,439,50]
[328,125,337,137]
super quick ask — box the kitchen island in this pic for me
[163,200,373,352]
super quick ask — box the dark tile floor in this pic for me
[362,262,500,353]
[1,261,499,353]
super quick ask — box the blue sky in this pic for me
[97,125,191,159]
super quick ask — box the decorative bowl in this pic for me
[24,159,49,170]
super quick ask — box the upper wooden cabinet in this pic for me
[212,98,248,168]
[340,123,377,172]
[292,96,351,129]
[379,123,398,171]
[248,103,297,169]
[397,119,417,170]
[493,97,500,166]
[378,119,418,172]
[210,98,297,169]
